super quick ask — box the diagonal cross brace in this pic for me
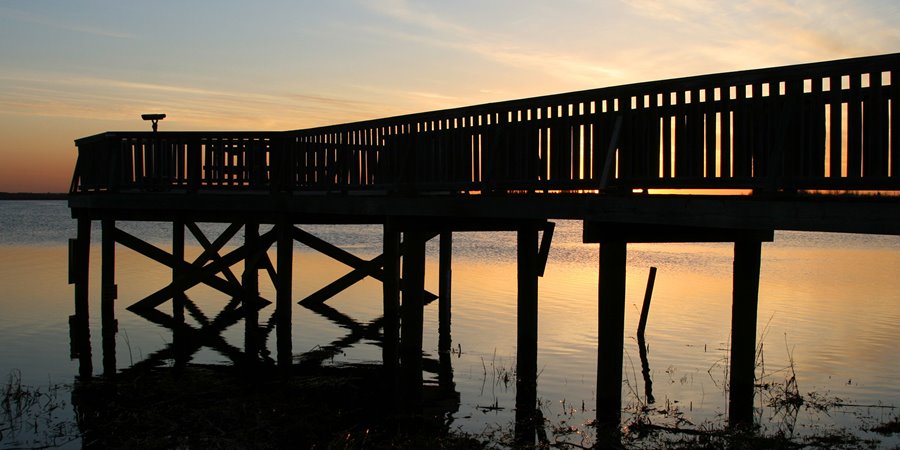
[294,227,438,306]
[119,227,275,312]
[186,221,243,286]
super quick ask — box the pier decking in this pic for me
[68,53,900,437]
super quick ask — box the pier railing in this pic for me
[72,53,899,194]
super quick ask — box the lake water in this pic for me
[1,200,898,447]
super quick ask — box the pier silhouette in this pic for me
[68,53,900,443]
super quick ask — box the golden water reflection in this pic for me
[2,223,899,439]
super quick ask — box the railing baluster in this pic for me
[847,72,863,178]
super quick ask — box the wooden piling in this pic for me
[244,222,260,363]
[172,220,185,324]
[439,231,452,353]
[71,216,93,378]
[74,217,91,322]
[172,219,187,369]
[382,226,401,371]
[516,225,539,385]
[515,224,540,445]
[596,240,627,426]
[637,267,657,338]
[101,219,117,376]
[729,239,762,427]
[276,219,293,369]
[400,230,427,408]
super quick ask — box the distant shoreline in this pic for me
[0,192,68,200]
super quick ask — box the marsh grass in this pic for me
[1,341,898,450]
[1,370,79,448]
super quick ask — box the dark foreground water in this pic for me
[0,200,898,447]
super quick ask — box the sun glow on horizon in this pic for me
[1,1,899,192]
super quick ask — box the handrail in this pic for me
[71,52,900,194]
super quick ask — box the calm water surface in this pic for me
[1,200,898,447]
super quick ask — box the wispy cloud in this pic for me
[0,72,381,130]
[0,6,135,39]
[354,1,626,89]
[621,0,718,22]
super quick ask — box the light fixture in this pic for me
[141,113,166,132]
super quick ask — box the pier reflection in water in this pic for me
[68,253,462,447]
[67,216,772,448]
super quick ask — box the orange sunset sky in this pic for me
[1,1,898,192]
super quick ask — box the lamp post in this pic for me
[141,113,166,132]
[141,114,166,187]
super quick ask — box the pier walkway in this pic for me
[68,53,900,437]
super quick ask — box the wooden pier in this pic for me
[68,53,900,436]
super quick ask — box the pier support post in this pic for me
[276,219,293,369]
[439,231,453,353]
[73,217,91,323]
[515,224,539,445]
[729,239,762,427]
[244,222,260,364]
[70,216,92,378]
[172,220,185,324]
[383,226,401,373]
[400,230,427,409]
[596,240,627,427]
[172,219,187,368]
[101,219,117,376]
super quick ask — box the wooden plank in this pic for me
[673,91,687,177]
[892,70,899,178]
[732,84,752,178]
[864,72,889,177]
[617,97,633,181]
[847,73,863,177]
[662,92,673,178]
[691,88,705,177]
[830,75,844,178]
[720,84,733,178]
[598,116,623,190]
[809,77,827,178]
[705,90,717,178]
[649,93,662,180]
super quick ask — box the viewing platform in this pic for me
[67,53,900,436]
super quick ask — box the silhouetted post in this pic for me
[172,220,185,324]
[71,216,92,378]
[597,241,627,427]
[400,230,426,409]
[73,217,91,323]
[276,219,293,369]
[244,222,260,364]
[383,226,401,373]
[637,267,657,338]
[172,219,187,369]
[101,219,117,376]
[729,239,762,427]
[515,224,539,445]
[438,231,452,353]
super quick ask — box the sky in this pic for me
[1,0,898,192]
